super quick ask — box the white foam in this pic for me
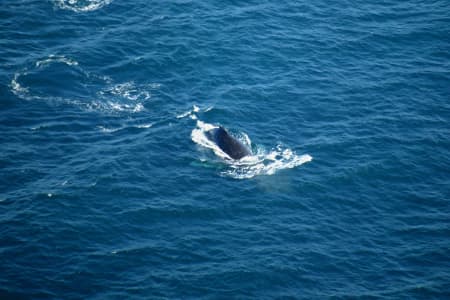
[195,120,219,132]
[176,111,191,119]
[135,123,152,128]
[191,120,234,159]
[177,104,208,120]
[191,120,312,179]
[193,105,200,112]
[11,55,81,101]
[36,55,78,68]
[11,56,152,115]
[111,102,144,113]
[10,72,29,98]
[98,122,153,133]
[223,151,312,179]
[30,123,50,131]
[101,82,152,101]
[54,0,112,12]
[97,125,121,133]
[88,101,145,113]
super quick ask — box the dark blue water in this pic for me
[1,0,449,299]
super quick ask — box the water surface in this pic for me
[1,0,449,298]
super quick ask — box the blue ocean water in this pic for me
[1,0,449,298]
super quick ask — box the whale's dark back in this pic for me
[209,127,251,160]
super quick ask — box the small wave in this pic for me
[54,0,112,12]
[191,120,312,179]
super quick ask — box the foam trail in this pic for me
[36,55,78,67]
[10,55,81,101]
[10,55,159,115]
[177,104,203,120]
[11,73,29,97]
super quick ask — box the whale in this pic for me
[206,126,251,160]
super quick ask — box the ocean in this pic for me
[1,0,449,299]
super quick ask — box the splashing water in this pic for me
[191,116,312,179]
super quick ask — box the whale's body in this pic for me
[206,126,251,160]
